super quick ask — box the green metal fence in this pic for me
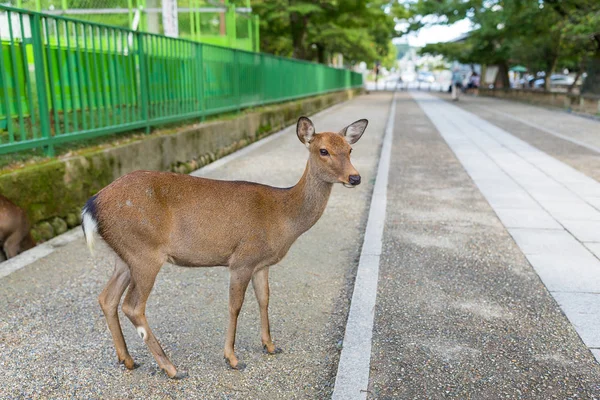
[0,5,363,156]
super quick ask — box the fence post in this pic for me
[197,43,205,121]
[234,49,241,113]
[137,32,150,133]
[30,14,54,156]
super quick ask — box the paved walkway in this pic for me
[414,91,600,360]
[2,90,600,398]
[367,91,600,398]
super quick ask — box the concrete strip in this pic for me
[0,228,82,279]
[332,92,396,399]
[0,100,351,281]
[412,90,600,363]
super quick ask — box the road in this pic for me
[1,90,600,399]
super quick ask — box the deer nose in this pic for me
[349,175,361,186]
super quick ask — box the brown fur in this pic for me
[0,194,35,261]
[88,117,368,378]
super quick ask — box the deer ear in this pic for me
[297,117,315,147]
[339,119,368,144]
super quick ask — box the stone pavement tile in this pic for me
[475,179,523,194]
[541,201,600,221]
[560,220,600,243]
[483,190,540,209]
[592,349,600,364]
[553,292,600,348]
[508,228,584,255]
[564,181,600,199]
[493,208,562,230]
[526,185,581,203]
[585,197,600,211]
[525,253,600,293]
[430,92,600,184]
[585,242,600,259]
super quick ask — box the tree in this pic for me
[410,0,600,93]
[251,0,399,65]
[545,0,600,94]
[410,0,515,88]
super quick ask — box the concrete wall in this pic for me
[1,89,360,242]
[479,88,600,116]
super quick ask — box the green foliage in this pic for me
[251,0,399,65]
[409,0,600,93]
[381,41,397,69]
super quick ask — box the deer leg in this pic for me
[252,267,281,355]
[98,256,136,369]
[121,257,186,379]
[224,267,253,370]
[3,231,23,259]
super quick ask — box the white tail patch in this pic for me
[82,209,98,256]
[137,326,147,341]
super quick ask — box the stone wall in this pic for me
[1,89,360,243]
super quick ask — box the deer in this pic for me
[81,116,368,379]
[0,194,36,261]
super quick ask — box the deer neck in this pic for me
[285,161,333,235]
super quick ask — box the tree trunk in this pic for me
[544,53,559,92]
[568,69,581,94]
[290,12,308,59]
[581,51,600,95]
[495,63,510,89]
[316,44,326,64]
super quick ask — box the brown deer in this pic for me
[0,194,36,261]
[82,116,368,379]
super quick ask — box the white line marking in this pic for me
[332,92,396,399]
[0,97,355,280]
[0,228,83,279]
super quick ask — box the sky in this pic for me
[393,19,473,47]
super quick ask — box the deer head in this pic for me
[296,116,368,187]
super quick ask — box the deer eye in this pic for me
[319,149,329,156]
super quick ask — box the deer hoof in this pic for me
[170,371,189,380]
[120,357,139,370]
[224,357,246,371]
[263,345,283,355]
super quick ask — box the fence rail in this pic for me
[0,5,363,156]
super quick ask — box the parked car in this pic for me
[417,71,435,83]
[532,74,574,88]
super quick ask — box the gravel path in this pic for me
[0,92,392,399]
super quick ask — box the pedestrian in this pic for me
[466,72,480,93]
[374,63,380,89]
[451,67,462,101]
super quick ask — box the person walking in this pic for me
[451,67,462,101]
